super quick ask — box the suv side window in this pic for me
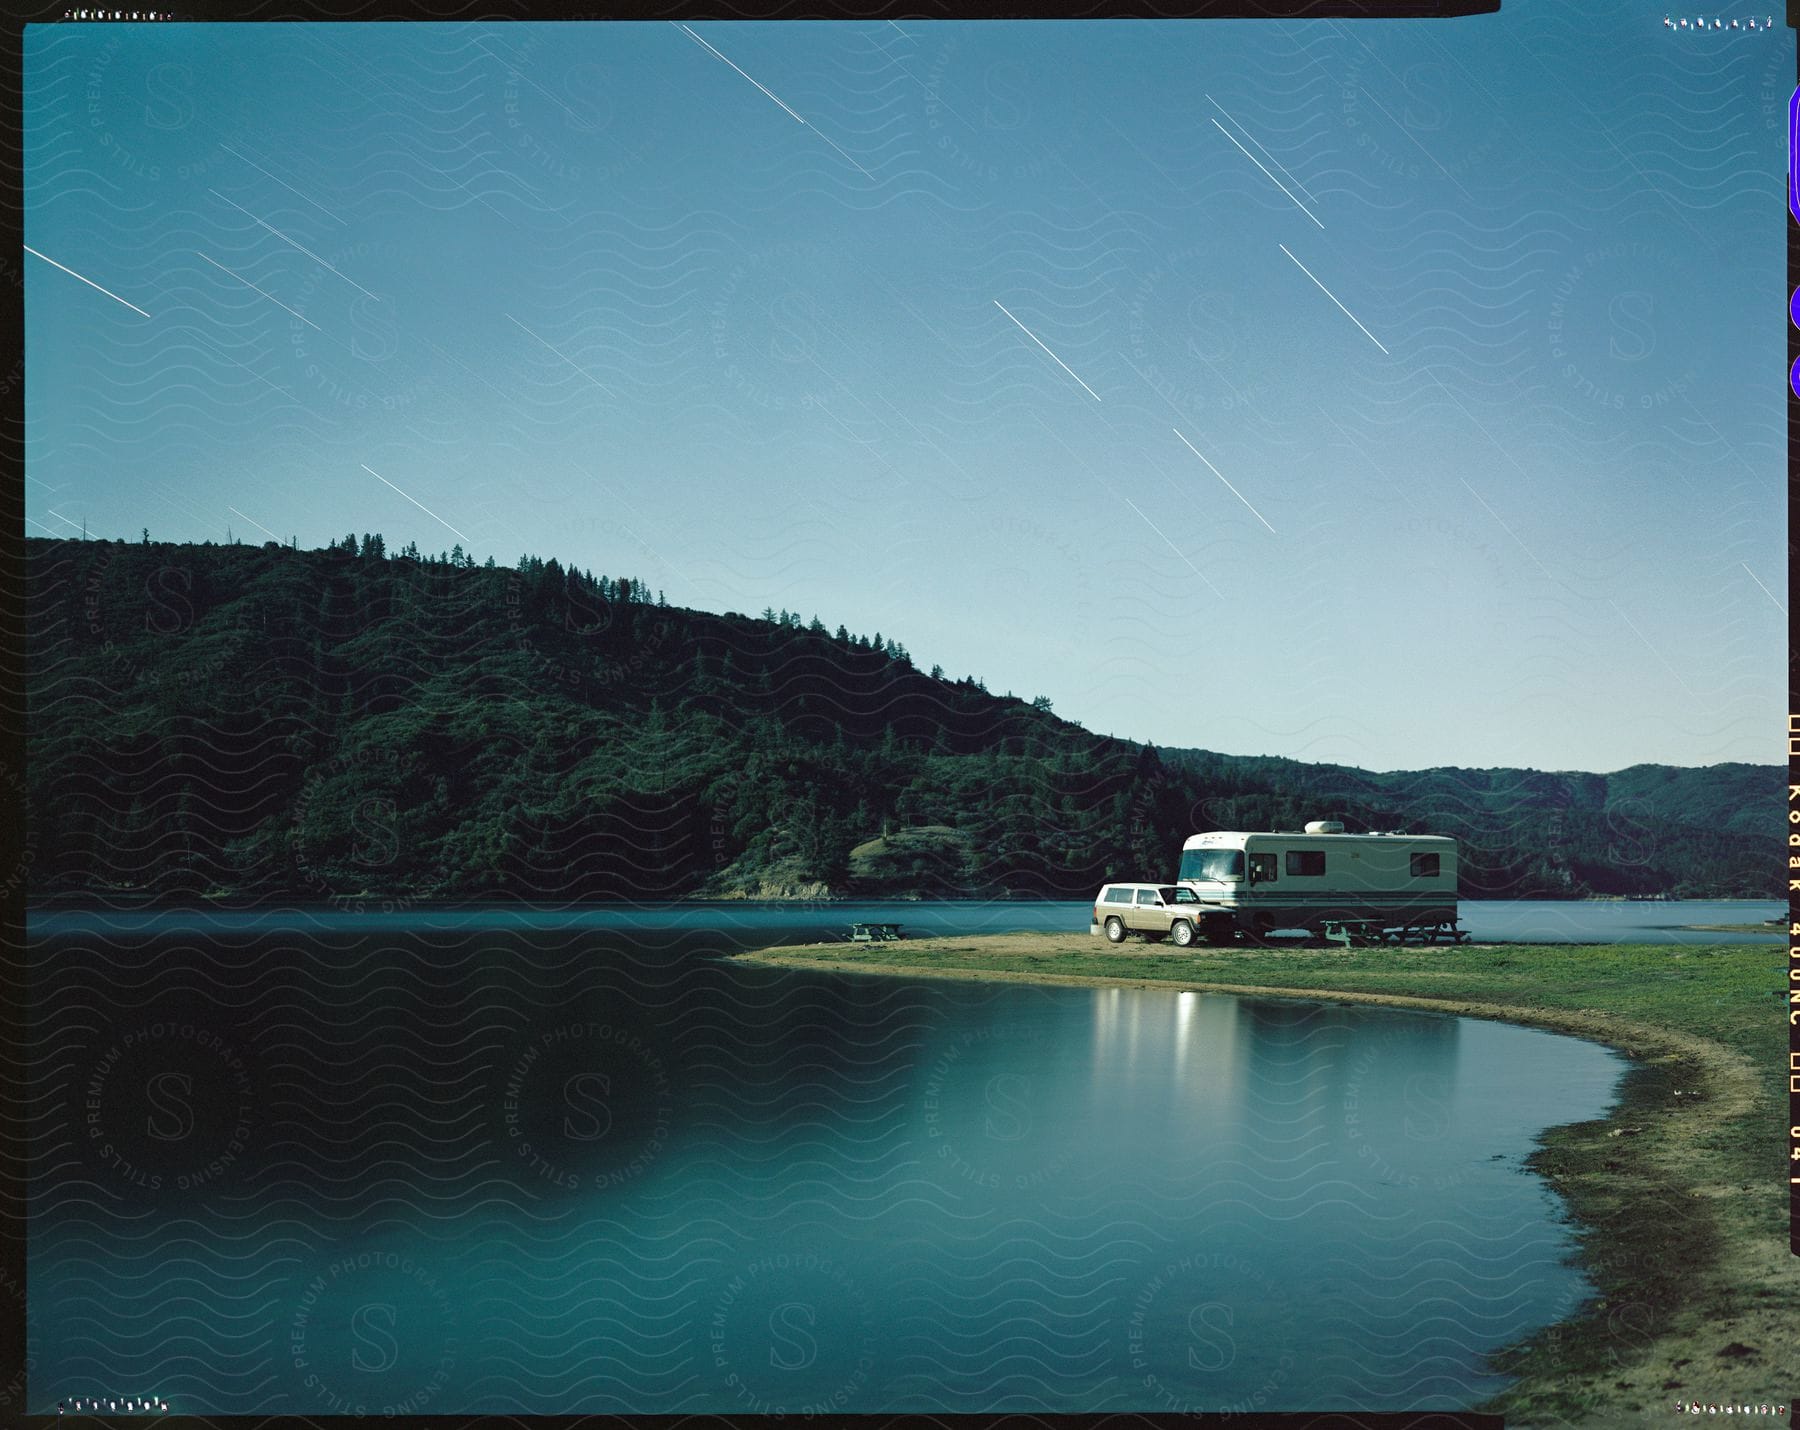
[1136,889,1159,906]
[1104,888,1133,904]
[1248,853,1277,883]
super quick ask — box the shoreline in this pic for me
[22,893,1786,908]
[733,933,1793,1426]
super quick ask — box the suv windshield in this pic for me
[1179,848,1244,881]
[1162,886,1200,904]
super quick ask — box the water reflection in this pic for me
[26,930,1624,1415]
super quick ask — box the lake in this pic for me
[25,910,1634,1414]
[24,895,1787,942]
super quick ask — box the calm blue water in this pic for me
[23,897,1787,942]
[24,917,1628,1415]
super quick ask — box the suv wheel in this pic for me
[1104,916,1126,944]
[1170,919,1196,948]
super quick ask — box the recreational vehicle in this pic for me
[1176,821,1462,941]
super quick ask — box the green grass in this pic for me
[754,936,1778,1061]
[1677,922,1782,934]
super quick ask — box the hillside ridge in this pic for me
[23,536,1779,903]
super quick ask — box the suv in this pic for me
[1091,883,1230,948]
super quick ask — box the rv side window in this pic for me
[1286,850,1326,877]
[1248,853,1277,883]
[1104,888,1133,904]
[1410,853,1441,877]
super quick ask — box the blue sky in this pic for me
[23,7,1788,773]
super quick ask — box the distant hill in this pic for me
[1156,749,1778,900]
[23,536,1780,903]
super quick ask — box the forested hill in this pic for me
[23,535,1779,903]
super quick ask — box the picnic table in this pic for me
[1321,918,1385,948]
[850,922,905,942]
[1321,918,1473,948]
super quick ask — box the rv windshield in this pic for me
[1179,848,1244,882]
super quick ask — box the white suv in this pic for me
[1091,883,1230,948]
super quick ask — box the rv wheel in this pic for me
[1170,920,1196,948]
[1104,916,1126,944]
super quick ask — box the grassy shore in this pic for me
[1677,922,1783,934]
[734,932,1793,1426]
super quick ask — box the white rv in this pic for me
[1176,821,1461,940]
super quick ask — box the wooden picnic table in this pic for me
[850,922,905,942]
